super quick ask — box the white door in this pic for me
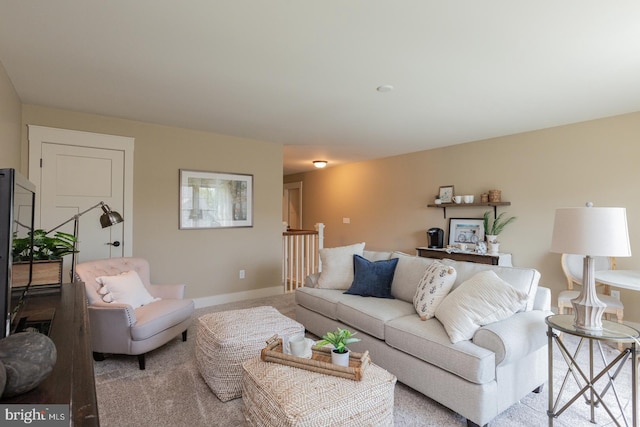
[28,126,134,280]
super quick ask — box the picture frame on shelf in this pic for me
[179,169,253,229]
[448,218,485,248]
[439,185,454,203]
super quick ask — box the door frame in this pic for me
[27,125,134,257]
[283,181,303,229]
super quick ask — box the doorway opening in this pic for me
[283,182,302,230]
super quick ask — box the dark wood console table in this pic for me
[1,283,99,426]
[416,247,512,266]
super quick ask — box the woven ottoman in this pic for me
[242,357,397,426]
[196,306,304,402]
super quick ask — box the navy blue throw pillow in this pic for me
[344,255,398,298]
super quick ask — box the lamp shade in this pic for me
[99,204,124,228]
[550,206,631,257]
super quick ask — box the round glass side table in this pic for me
[546,314,639,426]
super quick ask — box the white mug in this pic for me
[453,195,463,204]
[463,195,474,203]
[288,334,314,357]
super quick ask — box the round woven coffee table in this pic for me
[242,356,397,426]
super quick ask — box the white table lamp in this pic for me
[550,203,631,331]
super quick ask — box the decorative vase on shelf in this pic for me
[488,242,500,255]
[331,349,350,367]
[486,234,498,244]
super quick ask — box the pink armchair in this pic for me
[75,257,194,369]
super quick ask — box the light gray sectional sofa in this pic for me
[295,250,552,427]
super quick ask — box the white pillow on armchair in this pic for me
[96,270,159,308]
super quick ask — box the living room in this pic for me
[1,3,640,425]
[1,3,639,321]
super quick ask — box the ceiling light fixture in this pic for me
[313,160,328,169]
[377,85,394,93]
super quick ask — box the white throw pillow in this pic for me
[95,270,157,309]
[435,270,528,343]
[316,242,365,289]
[413,261,456,320]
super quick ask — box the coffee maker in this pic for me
[427,228,444,249]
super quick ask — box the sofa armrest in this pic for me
[305,273,320,288]
[533,286,551,312]
[87,302,137,353]
[472,309,551,366]
[147,283,186,299]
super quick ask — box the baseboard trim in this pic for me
[193,286,285,309]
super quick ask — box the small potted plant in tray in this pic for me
[316,327,361,367]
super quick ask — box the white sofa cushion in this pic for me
[295,287,345,320]
[317,242,365,289]
[336,296,416,340]
[390,252,437,303]
[363,250,393,261]
[441,259,540,311]
[413,261,457,320]
[132,298,195,341]
[435,270,529,343]
[384,314,496,384]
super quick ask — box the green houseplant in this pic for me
[316,327,361,367]
[12,229,78,287]
[483,211,516,254]
[12,229,78,261]
[483,211,516,241]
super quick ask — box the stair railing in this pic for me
[282,223,324,292]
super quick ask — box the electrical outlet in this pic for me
[610,290,620,300]
[343,217,350,224]
[239,270,245,279]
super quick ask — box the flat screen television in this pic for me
[0,168,36,338]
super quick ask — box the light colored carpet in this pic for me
[94,293,636,426]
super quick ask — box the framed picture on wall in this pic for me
[179,169,253,229]
[439,185,454,203]
[448,218,484,247]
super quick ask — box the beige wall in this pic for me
[22,105,284,300]
[0,61,22,169]
[286,112,640,322]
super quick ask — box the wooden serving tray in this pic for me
[260,335,370,381]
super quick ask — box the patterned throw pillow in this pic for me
[413,261,457,320]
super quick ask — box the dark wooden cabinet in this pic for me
[1,283,99,426]
[416,247,512,266]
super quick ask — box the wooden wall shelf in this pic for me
[427,202,511,218]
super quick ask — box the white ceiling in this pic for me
[1,1,640,175]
